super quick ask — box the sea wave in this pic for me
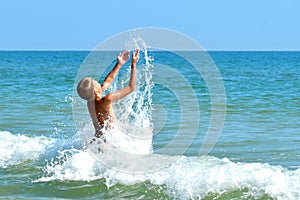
[0,131,55,168]
[1,130,299,199]
[36,146,300,200]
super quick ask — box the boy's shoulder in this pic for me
[97,93,113,103]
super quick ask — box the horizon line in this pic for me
[1,49,300,52]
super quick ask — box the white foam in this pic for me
[102,126,152,155]
[0,131,55,168]
[38,150,104,182]
[156,156,300,200]
[37,148,300,200]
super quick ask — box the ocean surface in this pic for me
[0,50,299,199]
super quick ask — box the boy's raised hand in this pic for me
[117,50,130,66]
[131,49,140,66]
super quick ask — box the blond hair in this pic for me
[77,77,96,100]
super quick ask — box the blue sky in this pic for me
[1,0,299,50]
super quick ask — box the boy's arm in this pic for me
[101,50,130,91]
[87,101,101,130]
[108,49,139,101]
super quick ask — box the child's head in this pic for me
[77,77,101,101]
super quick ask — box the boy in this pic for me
[77,49,140,138]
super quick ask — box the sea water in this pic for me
[0,50,299,199]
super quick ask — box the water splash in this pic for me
[107,36,154,152]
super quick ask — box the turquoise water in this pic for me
[0,51,299,199]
